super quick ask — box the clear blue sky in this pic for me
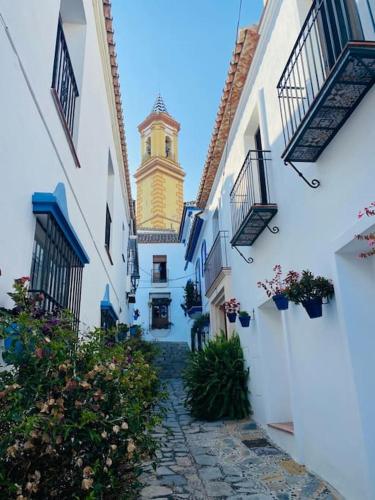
[111,0,264,201]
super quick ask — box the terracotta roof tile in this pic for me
[138,230,179,244]
[102,0,133,218]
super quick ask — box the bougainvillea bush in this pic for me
[0,279,163,499]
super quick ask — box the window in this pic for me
[105,152,114,263]
[51,1,86,146]
[165,136,171,157]
[146,137,151,157]
[30,215,83,328]
[254,128,268,204]
[151,296,170,329]
[195,259,201,297]
[100,309,117,331]
[152,255,167,283]
[201,240,207,277]
[212,209,219,239]
[105,204,112,254]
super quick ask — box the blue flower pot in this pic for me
[302,297,323,319]
[239,315,250,327]
[129,325,137,337]
[272,294,289,311]
[226,312,237,323]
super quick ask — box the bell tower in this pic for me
[135,95,185,231]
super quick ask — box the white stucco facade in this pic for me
[0,0,137,329]
[135,235,190,344]
[189,1,375,498]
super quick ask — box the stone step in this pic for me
[153,342,190,379]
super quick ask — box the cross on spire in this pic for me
[152,93,169,114]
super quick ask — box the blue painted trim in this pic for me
[100,284,119,321]
[185,217,203,262]
[32,183,89,265]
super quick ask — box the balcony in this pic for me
[185,282,203,319]
[278,0,375,163]
[204,231,230,295]
[230,150,278,247]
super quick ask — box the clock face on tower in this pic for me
[135,95,185,232]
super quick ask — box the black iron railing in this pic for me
[277,0,371,148]
[52,18,79,136]
[127,236,140,292]
[230,150,273,238]
[204,231,230,293]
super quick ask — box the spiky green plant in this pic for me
[183,333,251,421]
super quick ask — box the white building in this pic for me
[186,2,375,499]
[135,229,189,344]
[0,0,138,329]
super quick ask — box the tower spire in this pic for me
[152,93,169,114]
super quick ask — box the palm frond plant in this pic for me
[183,333,251,420]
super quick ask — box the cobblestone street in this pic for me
[141,377,341,499]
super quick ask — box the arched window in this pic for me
[201,240,207,277]
[146,137,151,157]
[165,136,171,158]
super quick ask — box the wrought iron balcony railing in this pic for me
[230,150,278,247]
[52,19,79,137]
[278,0,375,163]
[204,231,230,294]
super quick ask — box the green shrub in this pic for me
[183,333,251,421]
[0,279,164,499]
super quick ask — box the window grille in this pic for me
[52,18,79,136]
[30,215,83,328]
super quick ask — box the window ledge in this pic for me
[51,88,81,168]
[268,422,294,435]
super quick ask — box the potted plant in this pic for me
[238,310,251,327]
[222,298,240,323]
[257,265,291,311]
[181,280,201,318]
[284,270,334,319]
[201,312,210,327]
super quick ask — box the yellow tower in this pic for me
[135,95,185,231]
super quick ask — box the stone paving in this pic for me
[140,377,342,500]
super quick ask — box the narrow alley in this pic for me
[141,343,340,500]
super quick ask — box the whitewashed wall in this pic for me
[192,0,375,498]
[136,241,190,344]
[0,0,133,328]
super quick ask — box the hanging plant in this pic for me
[257,265,294,311]
[180,280,201,315]
[283,270,334,319]
[221,298,240,323]
[238,310,251,328]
